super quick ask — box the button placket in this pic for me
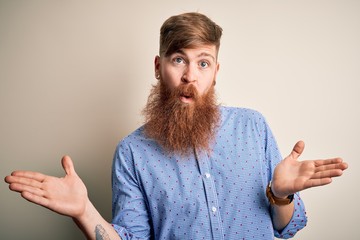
[212,206,217,213]
[195,151,225,240]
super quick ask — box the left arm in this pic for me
[271,202,294,231]
[270,140,348,231]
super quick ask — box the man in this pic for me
[5,12,348,240]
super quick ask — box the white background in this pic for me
[1,1,359,239]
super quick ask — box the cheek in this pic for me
[161,68,182,89]
[198,75,216,95]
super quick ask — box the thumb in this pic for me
[290,140,305,160]
[61,155,76,176]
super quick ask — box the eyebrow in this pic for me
[176,49,216,62]
[197,52,216,62]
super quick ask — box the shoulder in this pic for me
[115,126,145,154]
[219,106,267,123]
[119,126,146,144]
[115,125,161,157]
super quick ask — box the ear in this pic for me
[154,55,161,79]
[216,62,220,73]
[213,62,220,85]
[213,63,220,86]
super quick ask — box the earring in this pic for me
[155,73,160,79]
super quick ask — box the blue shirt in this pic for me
[111,106,307,239]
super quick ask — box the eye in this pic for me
[199,61,209,68]
[173,57,185,64]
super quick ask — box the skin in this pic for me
[5,156,121,240]
[155,45,220,103]
[4,45,348,238]
[271,140,347,230]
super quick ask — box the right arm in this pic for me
[4,156,121,240]
[74,199,120,240]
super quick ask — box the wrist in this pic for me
[266,181,294,205]
[269,180,290,199]
[271,188,288,200]
[74,199,94,223]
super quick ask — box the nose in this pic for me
[181,65,197,84]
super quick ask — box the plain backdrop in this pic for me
[1,1,359,239]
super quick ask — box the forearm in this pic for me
[73,200,121,240]
[271,202,294,231]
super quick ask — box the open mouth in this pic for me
[180,93,194,103]
[181,94,192,99]
[178,85,197,103]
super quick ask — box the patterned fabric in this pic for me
[111,106,307,239]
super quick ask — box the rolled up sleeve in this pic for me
[111,142,152,240]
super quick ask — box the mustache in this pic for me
[172,84,199,101]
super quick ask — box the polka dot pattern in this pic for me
[111,106,307,239]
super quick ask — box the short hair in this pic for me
[159,12,223,57]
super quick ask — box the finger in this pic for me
[312,169,344,179]
[315,161,348,173]
[8,171,46,182]
[314,157,344,166]
[304,178,333,189]
[61,155,76,176]
[290,140,305,159]
[21,191,51,209]
[9,182,45,196]
[5,175,43,188]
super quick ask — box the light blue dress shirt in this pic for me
[111,106,307,239]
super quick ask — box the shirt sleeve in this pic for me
[274,193,307,239]
[261,113,308,239]
[111,140,152,240]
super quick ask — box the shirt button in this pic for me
[212,206,217,213]
[205,173,211,178]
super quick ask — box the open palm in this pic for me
[271,141,348,198]
[5,156,88,218]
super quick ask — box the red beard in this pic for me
[142,80,220,156]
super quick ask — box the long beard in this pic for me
[142,80,220,156]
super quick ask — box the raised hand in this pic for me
[4,156,88,218]
[271,141,348,198]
